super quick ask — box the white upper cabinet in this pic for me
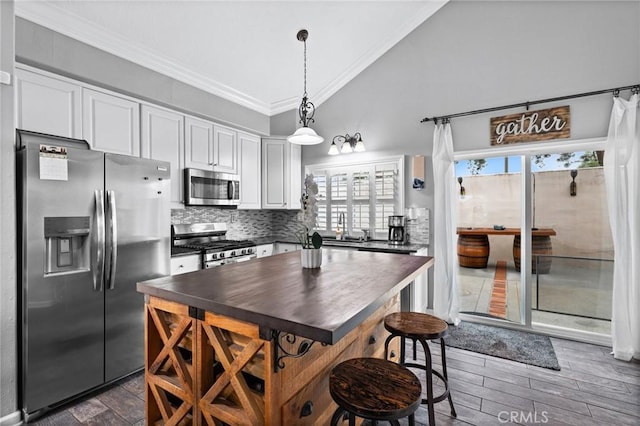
[261,138,301,210]
[82,88,140,156]
[212,124,238,174]
[238,132,261,209]
[15,68,82,138]
[184,115,214,170]
[184,118,238,175]
[141,104,185,207]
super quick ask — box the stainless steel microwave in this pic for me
[184,168,240,207]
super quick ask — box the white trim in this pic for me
[454,137,607,160]
[306,155,405,173]
[0,70,10,85]
[15,1,447,116]
[0,411,22,426]
[458,313,612,347]
[532,322,612,347]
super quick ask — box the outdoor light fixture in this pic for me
[287,29,324,145]
[457,176,466,196]
[328,133,365,155]
[570,169,578,196]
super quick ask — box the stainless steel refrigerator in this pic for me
[16,130,171,420]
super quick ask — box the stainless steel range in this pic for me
[171,223,256,268]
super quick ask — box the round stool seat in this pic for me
[329,357,422,422]
[384,312,448,340]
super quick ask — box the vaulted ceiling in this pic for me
[15,0,448,115]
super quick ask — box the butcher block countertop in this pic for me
[137,248,432,345]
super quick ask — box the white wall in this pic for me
[0,0,17,423]
[457,168,613,264]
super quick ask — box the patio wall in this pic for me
[457,167,612,267]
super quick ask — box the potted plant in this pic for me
[297,174,323,268]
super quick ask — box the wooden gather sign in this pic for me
[490,106,570,145]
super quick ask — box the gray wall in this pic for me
[15,18,271,136]
[0,1,16,422]
[299,0,640,212]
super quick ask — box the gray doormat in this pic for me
[443,321,561,370]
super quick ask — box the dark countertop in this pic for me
[251,236,428,254]
[171,246,201,257]
[139,249,433,345]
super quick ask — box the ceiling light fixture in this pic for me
[287,29,324,145]
[328,133,365,155]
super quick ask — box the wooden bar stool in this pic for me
[329,357,422,425]
[384,312,457,426]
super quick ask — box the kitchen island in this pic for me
[137,248,433,425]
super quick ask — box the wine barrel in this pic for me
[513,235,552,274]
[457,235,489,268]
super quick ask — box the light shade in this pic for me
[287,126,325,145]
[341,141,353,154]
[354,139,366,152]
[328,142,340,155]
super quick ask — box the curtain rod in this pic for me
[420,83,640,123]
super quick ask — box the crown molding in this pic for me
[15,0,447,117]
[15,1,272,115]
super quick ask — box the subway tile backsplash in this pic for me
[171,207,301,240]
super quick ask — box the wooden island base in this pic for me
[145,294,401,425]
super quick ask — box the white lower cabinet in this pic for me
[255,244,274,258]
[274,243,300,254]
[170,255,201,275]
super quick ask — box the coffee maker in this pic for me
[388,215,406,245]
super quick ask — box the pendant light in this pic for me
[287,29,324,145]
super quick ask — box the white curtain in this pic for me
[432,122,460,325]
[604,93,639,361]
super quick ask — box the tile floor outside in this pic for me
[458,261,612,335]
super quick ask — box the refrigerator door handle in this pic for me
[93,190,106,292]
[106,190,118,290]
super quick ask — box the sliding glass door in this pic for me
[454,140,612,340]
[530,150,613,335]
[455,155,524,323]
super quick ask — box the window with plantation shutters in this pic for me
[314,174,327,230]
[306,157,404,239]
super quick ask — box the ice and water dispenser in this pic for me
[44,216,91,275]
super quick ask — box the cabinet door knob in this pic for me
[300,400,313,418]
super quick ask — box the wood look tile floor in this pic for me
[28,337,639,425]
